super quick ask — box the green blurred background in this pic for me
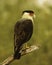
[0,0,52,65]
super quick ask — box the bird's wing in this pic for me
[14,19,33,53]
[14,21,26,53]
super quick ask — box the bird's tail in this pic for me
[14,44,22,59]
[14,52,21,59]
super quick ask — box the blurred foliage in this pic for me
[0,0,52,65]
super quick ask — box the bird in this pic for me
[14,10,36,59]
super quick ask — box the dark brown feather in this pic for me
[14,19,33,59]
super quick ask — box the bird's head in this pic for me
[22,10,36,21]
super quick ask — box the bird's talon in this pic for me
[26,47,30,49]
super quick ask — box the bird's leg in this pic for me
[25,43,30,49]
[21,43,30,53]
